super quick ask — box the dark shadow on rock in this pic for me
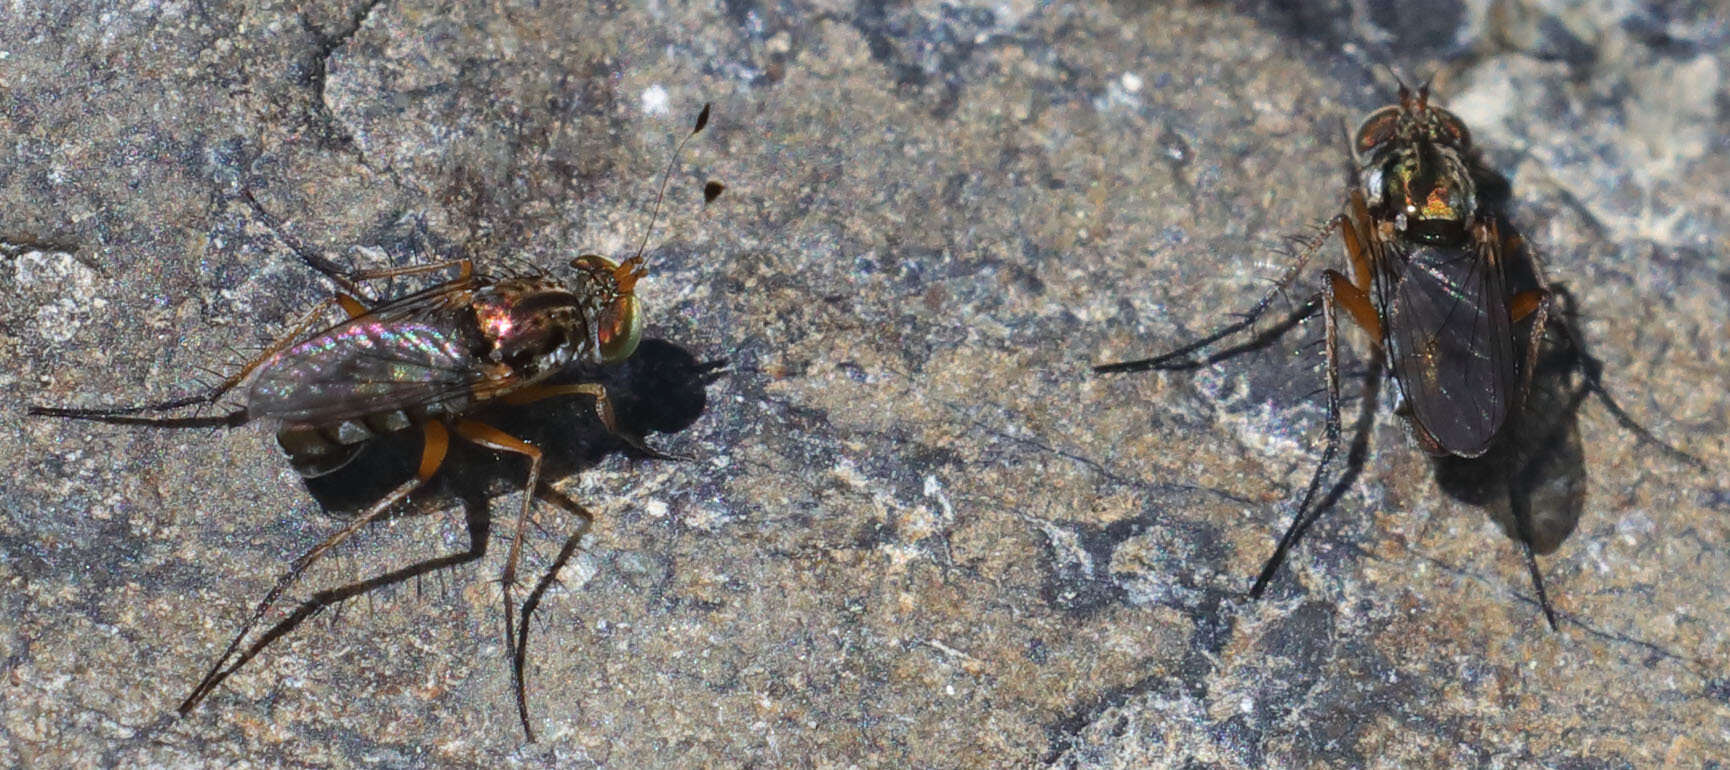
[1430,320,1589,558]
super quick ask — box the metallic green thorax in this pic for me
[1353,91,1478,246]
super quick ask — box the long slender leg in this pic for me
[511,498,595,744]
[450,418,547,742]
[1507,230,1701,471]
[1503,285,1562,629]
[1328,270,1381,342]
[242,189,473,296]
[1507,483,1559,630]
[1509,287,1551,410]
[501,382,677,460]
[241,189,371,298]
[1541,289,1705,471]
[177,420,451,714]
[29,292,365,420]
[1094,215,1344,373]
[185,499,494,722]
[1251,268,1356,597]
[348,258,473,284]
[1243,200,1382,597]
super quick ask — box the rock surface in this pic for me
[2,1,1726,766]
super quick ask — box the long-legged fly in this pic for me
[30,105,723,740]
[1094,82,1696,629]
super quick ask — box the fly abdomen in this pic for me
[276,409,419,477]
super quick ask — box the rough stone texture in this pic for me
[3,0,1727,767]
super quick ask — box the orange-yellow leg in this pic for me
[502,382,675,459]
[452,418,543,599]
[1326,269,1382,342]
[1342,188,1379,294]
[1509,289,1547,323]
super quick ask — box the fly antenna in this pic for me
[1380,64,1411,105]
[626,103,713,277]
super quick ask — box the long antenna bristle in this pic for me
[630,102,714,270]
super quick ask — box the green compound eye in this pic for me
[569,254,645,363]
[598,291,642,363]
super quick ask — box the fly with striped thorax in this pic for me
[30,105,724,740]
[1094,82,1698,629]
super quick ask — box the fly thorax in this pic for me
[1387,142,1476,246]
[471,280,586,378]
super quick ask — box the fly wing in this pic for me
[247,282,502,423]
[1385,234,1515,457]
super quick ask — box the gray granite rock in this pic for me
[3,0,1726,766]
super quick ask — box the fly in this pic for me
[1094,81,1695,629]
[30,105,724,740]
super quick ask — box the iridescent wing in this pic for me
[247,280,506,423]
[1384,232,1515,457]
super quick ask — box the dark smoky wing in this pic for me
[247,284,499,422]
[1385,238,1516,457]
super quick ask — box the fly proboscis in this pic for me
[30,104,724,741]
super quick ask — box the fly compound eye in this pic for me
[1354,105,1403,155]
[1431,107,1472,148]
[570,253,617,275]
[597,293,642,363]
[569,253,644,362]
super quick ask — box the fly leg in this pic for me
[242,189,473,299]
[1251,269,1378,597]
[1546,288,1704,471]
[1509,286,1551,410]
[469,382,680,739]
[1092,215,1345,373]
[502,382,679,460]
[1507,286,1561,629]
[511,500,595,741]
[1252,193,1382,598]
[1505,478,1559,630]
[28,291,369,422]
[450,419,548,742]
[178,420,451,714]
[346,258,475,285]
[1503,230,1701,470]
